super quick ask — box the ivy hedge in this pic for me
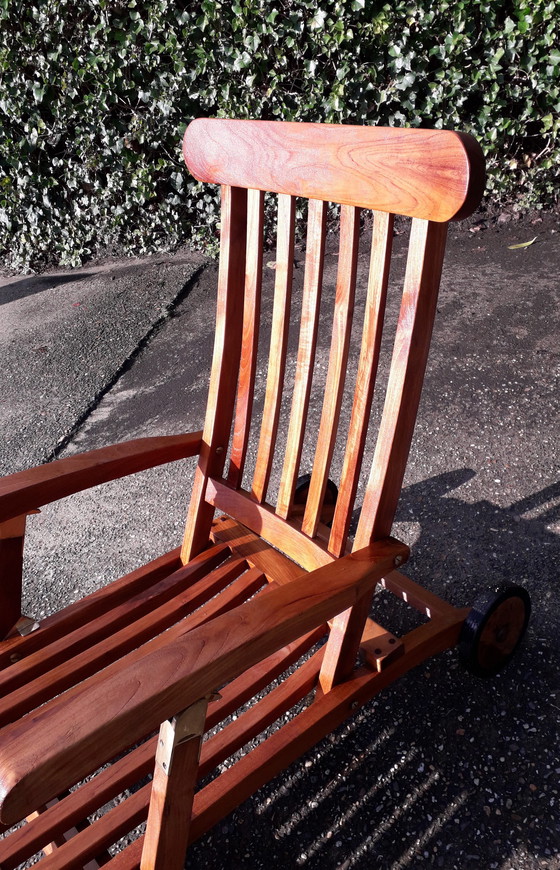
[0,0,558,270]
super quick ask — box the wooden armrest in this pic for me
[0,537,408,824]
[0,432,203,524]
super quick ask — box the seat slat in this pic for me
[0,548,182,671]
[328,211,394,557]
[252,193,296,503]
[302,204,360,539]
[228,188,265,489]
[0,544,231,697]
[0,629,325,869]
[0,560,266,729]
[276,198,327,519]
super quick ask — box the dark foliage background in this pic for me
[0,0,558,270]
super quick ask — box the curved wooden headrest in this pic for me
[183,119,485,222]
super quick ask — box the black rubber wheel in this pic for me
[294,474,338,527]
[459,584,531,678]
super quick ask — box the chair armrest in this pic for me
[0,432,203,524]
[0,536,408,824]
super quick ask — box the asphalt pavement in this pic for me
[0,213,558,869]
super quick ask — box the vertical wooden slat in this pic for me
[227,189,265,488]
[328,211,394,557]
[319,218,448,693]
[276,198,327,519]
[251,194,296,503]
[181,186,248,563]
[301,205,360,538]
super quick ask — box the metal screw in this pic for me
[215,446,224,454]
[10,653,20,664]
[394,555,403,567]
[351,701,359,710]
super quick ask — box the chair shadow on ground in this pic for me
[187,469,559,870]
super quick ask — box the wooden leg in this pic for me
[0,514,35,640]
[319,590,372,693]
[140,697,209,870]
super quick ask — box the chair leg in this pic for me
[0,514,32,640]
[140,697,209,870]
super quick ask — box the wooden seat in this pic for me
[0,120,486,869]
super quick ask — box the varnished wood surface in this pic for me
[328,211,393,557]
[251,193,296,503]
[0,538,407,825]
[184,119,485,222]
[181,185,248,562]
[301,204,360,539]
[206,478,335,571]
[0,432,202,524]
[276,198,327,519]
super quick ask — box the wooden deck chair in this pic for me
[0,120,531,869]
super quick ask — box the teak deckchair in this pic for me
[0,120,531,869]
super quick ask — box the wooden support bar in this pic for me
[381,570,463,619]
[0,515,28,641]
[302,205,360,539]
[276,198,327,519]
[206,478,334,571]
[141,698,209,870]
[252,194,296,503]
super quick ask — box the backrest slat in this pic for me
[227,189,265,488]
[328,210,394,557]
[353,218,448,549]
[251,194,296,504]
[301,205,360,538]
[181,185,248,563]
[276,199,327,520]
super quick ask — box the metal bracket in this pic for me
[155,694,219,776]
[13,614,40,637]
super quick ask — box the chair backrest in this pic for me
[181,120,485,569]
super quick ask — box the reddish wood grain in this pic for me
[251,193,296,503]
[301,204,360,538]
[276,198,327,519]
[0,433,202,525]
[228,188,265,488]
[184,119,485,222]
[0,538,407,825]
[182,185,248,562]
[328,211,393,557]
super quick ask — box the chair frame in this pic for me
[0,119,491,869]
